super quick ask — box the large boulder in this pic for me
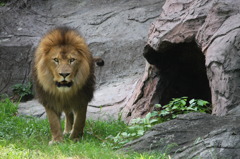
[124,113,240,159]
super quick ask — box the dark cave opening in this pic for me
[144,41,212,106]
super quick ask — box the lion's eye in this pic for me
[53,58,59,63]
[69,58,76,64]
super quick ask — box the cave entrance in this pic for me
[144,41,211,106]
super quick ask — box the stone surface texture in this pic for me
[125,113,240,159]
[0,0,165,119]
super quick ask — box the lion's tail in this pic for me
[93,57,104,66]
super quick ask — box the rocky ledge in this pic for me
[124,113,240,159]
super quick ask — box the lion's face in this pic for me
[48,46,80,92]
[47,46,91,94]
[34,28,93,96]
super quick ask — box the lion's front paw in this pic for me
[71,137,81,142]
[63,129,72,135]
[69,132,83,142]
[48,139,62,145]
[48,136,63,145]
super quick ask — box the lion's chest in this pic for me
[52,94,86,111]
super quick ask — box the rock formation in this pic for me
[125,113,240,159]
[122,0,240,121]
[123,0,240,158]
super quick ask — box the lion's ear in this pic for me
[93,57,104,66]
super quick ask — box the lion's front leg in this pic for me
[45,108,63,144]
[63,111,74,135]
[70,104,87,141]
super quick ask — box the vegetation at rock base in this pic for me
[0,0,9,6]
[0,98,170,159]
[11,82,33,102]
[154,97,210,121]
[109,97,210,147]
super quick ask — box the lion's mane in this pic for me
[32,27,95,112]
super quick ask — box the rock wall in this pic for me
[200,1,240,116]
[0,0,165,119]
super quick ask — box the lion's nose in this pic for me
[59,73,70,78]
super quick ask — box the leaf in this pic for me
[172,106,178,110]
[131,133,137,136]
[143,118,150,125]
[180,100,186,106]
[154,104,162,108]
[121,132,129,137]
[143,125,152,130]
[189,99,195,104]
[197,100,204,106]
[196,99,209,106]
[179,107,186,111]
[151,111,159,117]
[149,119,159,124]
[129,125,141,130]
[202,100,209,106]
[187,107,197,111]
[131,118,141,124]
[145,112,152,120]
[160,110,170,116]
[137,130,145,136]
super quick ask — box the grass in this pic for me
[0,99,170,159]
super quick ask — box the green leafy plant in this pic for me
[154,97,210,121]
[108,97,210,148]
[107,112,159,148]
[12,82,33,101]
[0,0,9,6]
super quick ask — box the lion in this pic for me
[32,27,103,144]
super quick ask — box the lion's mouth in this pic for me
[55,81,73,87]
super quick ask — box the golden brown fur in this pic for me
[32,27,97,144]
